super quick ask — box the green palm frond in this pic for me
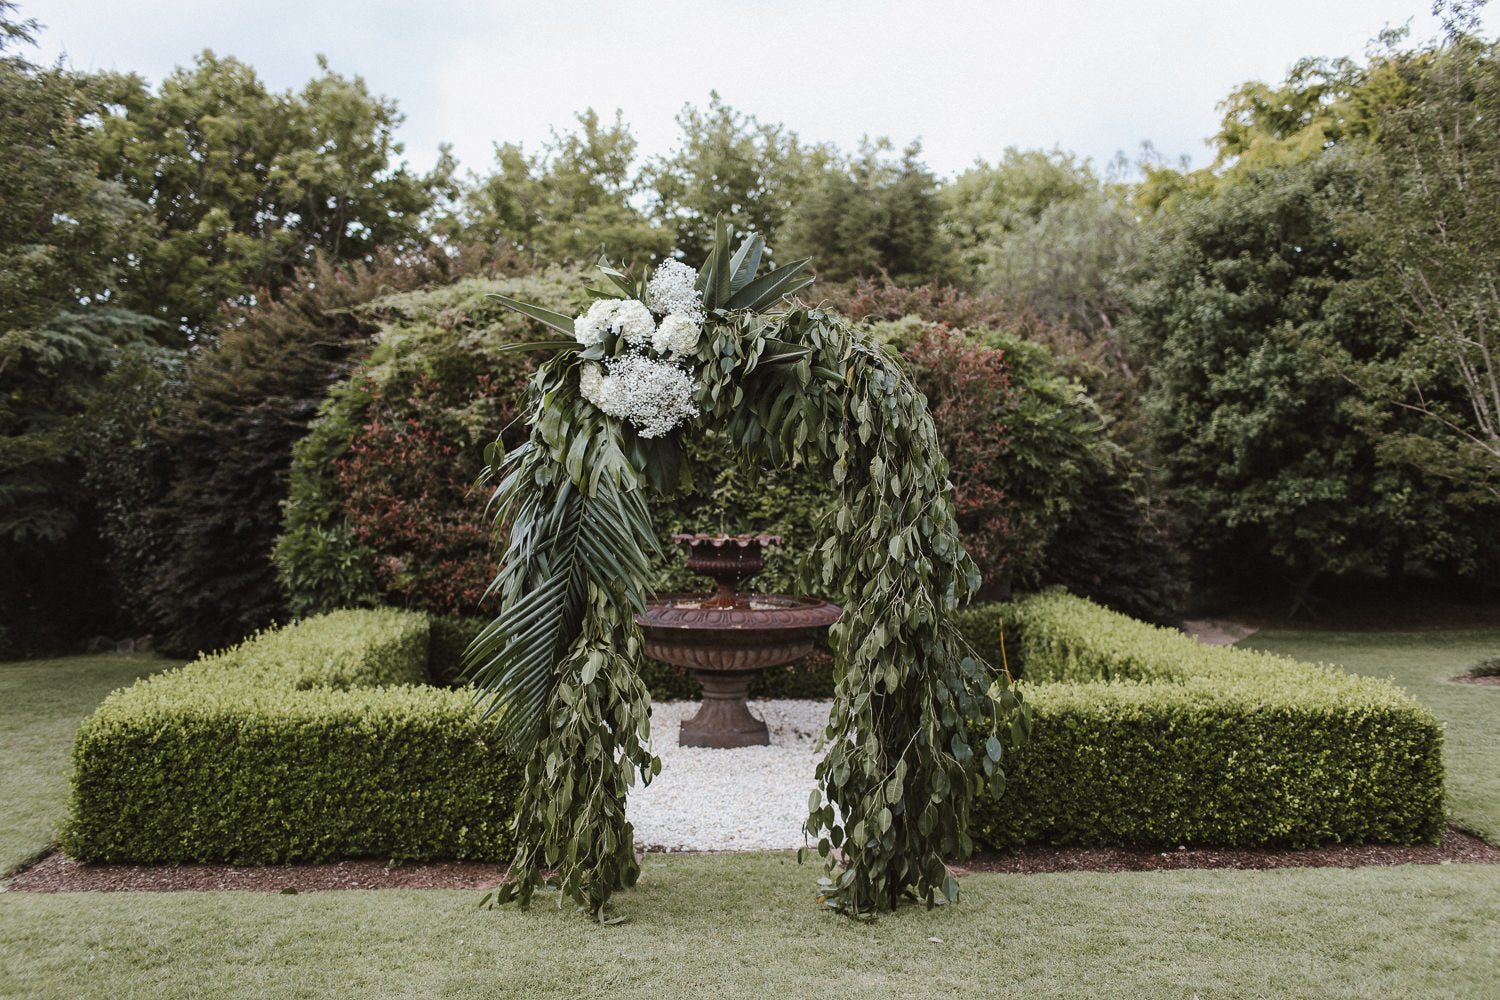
[463,432,658,752]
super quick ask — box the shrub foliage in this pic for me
[965,590,1446,848]
[65,609,519,864]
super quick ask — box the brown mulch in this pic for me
[1453,673,1500,686]
[952,826,1500,876]
[6,826,1496,893]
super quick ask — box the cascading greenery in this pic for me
[466,220,1030,920]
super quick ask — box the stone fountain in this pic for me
[635,533,842,748]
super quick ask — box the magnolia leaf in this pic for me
[728,232,765,294]
[494,340,581,355]
[487,293,576,337]
[724,259,813,311]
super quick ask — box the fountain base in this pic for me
[678,670,769,748]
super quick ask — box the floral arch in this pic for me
[466,221,1028,920]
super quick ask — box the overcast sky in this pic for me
[21,1,1476,182]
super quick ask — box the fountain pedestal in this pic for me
[634,534,841,749]
[680,670,767,748]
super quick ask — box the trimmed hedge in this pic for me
[64,609,519,864]
[968,590,1446,849]
[64,594,1446,863]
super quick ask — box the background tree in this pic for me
[781,139,954,284]
[94,51,444,341]
[1127,155,1481,609]
[941,149,1142,406]
[1348,1,1500,502]
[440,110,667,265]
[644,94,832,260]
[145,250,467,656]
[0,4,160,653]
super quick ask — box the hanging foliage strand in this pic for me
[466,220,1030,919]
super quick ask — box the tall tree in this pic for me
[644,93,832,260]
[781,139,953,284]
[94,52,444,341]
[943,148,1139,334]
[1126,155,1476,607]
[0,3,160,651]
[1349,1,1500,501]
[143,250,469,657]
[441,109,668,265]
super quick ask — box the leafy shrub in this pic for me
[274,270,588,620]
[1469,656,1500,679]
[1037,455,1187,624]
[146,251,472,656]
[338,381,498,616]
[871,320,1100,592]
[966,590,1446,848]
[64,609,519,864]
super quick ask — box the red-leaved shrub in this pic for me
[337,375,506,616]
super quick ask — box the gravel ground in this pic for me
[628,699,831,852]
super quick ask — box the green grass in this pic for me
[0,654,176,874]
[1,854,1497,999]
[1245,628,1500,841]
[1,638,1498,998]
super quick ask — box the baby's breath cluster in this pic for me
[579,357,699,439]
[646,259,705,323]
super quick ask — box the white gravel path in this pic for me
[627,699,832,852]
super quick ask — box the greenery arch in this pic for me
[466,221,1029,919]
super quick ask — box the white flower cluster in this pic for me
[569,257,711,438]
[646,259,705,323]
[653,312,701,358]
[573,298,657,348]
[579,356,699,438]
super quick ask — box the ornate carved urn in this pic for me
[634,533,842,748]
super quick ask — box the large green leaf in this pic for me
[487,294,576,338]
[725,258,814,311]
[464,436,657,752]
[728,233,765,295]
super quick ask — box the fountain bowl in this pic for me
[634,534,841,748]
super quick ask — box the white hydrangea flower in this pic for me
[572,298,656,348]
[578,361,605,403]
[647,259,704,322]
[652,312,702,358]
[613,299,656,348]
[579,361,629,419]
[572,299,615,347]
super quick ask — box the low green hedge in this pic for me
[65,594,1447,863]
[968,590,1446,849]
[64,609,519,864]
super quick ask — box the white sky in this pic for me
[21,0,1474,182]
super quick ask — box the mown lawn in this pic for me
[0,654,174,874]
[3,856,1498,1000]
[1,637,1497,999]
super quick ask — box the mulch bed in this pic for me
[1453,673,1500,686]
[953,826,1500,875]
[7,826,1495,893]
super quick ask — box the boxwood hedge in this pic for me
[65,594,1445,863]
[966,590,1446,849]
[64,609,519,865]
